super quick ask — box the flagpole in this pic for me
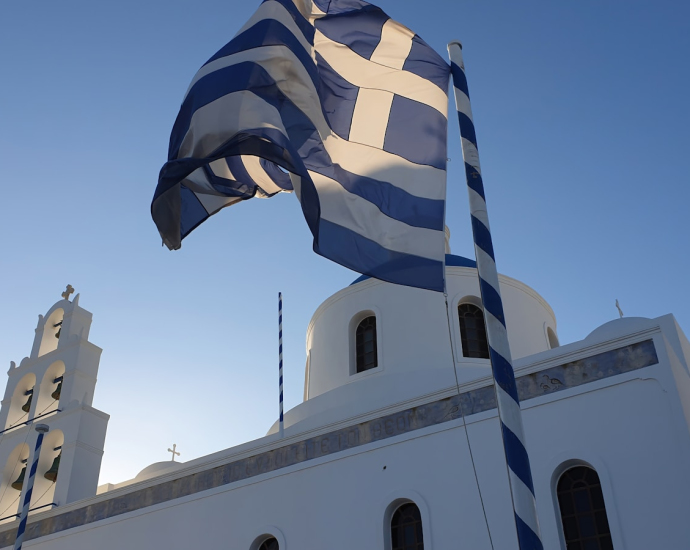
[14,424,49,550]
[278,292,284,439]
[447,41,543,550]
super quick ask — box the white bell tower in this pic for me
[0,287,109,523]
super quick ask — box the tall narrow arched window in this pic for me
[356,316,378,373]
[458,304,490,359]
[258,538,278,550]
[557,466,613,549]
[391,502,424,550]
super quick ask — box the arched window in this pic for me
[557,466,613,549]
[356,316,378,373]
[391,502,424,550]
[547,327,560,349]
[458,304,490,359]
[258,538,279,550]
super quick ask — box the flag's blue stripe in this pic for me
[470,215,495,261]
[254,0,315,46]
[170,61,319,160]
[450,61,470,98]
[203,5,314,67]
[180,185,211,238]
[316,219,444,292]
[313,0,374,16]
[260,158,293,189]
[159,127,308,201]
[310,164,445,231]
[314,7,388,60]
[503,424,536,495]
[489,346,520,403]
[465,163,485,199]
[458,112,477,147]
[480,278,506,326]
[204,20,315,76]
[314,52,359,140]
[384,95,448,170]
[403,36,451,91]
[209,157,257,196]
[515,514,544,550]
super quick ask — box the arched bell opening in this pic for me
[31,430,64,513]
[35,362,65,420]
[0,442,30,524]
[5,373,37,430]
[37,308,64,358]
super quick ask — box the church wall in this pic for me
[7,338,690,550]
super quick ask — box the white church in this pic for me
[1,238,690,549]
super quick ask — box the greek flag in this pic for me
[152,0,450,292]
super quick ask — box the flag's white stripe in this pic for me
[195,192,242,215]
[209,158,235,180]
[453,87,473,120]
[369,19,415,70]
[186,11,312,103]
[179,90,287,159]
[510,471,541,537]
[242,155,285,195]
[315,30,448,116]
[181,50,446,201]
[310,171,444,261]
[348,89,394,149]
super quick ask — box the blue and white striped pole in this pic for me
[14,424,49,550]
[448,41,543,550]
[278,293,284,439]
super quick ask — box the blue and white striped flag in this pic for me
[152,0,451,292]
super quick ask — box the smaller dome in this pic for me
[135,461,184,481]
[586,317,653,341]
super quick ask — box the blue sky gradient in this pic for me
[1,0,688,483]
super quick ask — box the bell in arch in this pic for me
[44,453,61,482]
[21,391,33,413]
[54,321,62,340]
[11,466,26,491]
[51,379,62,401]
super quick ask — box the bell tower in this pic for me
[0,287,109,523]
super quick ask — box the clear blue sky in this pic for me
[1,0,688,484]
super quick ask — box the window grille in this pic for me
[391,502,424,550]
[557,466,613,549]
[356,316,378,373]
[457,304,490,359]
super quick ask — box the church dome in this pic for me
[277,259,559,435]
[586,317,654,341]
[135,461,184,481]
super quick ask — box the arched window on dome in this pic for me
[356,316,378,373]
[547,327,560,349]
[458,304,490,359]
[391,502,424,550]
[258,538,279,550]
[557,466,613,549]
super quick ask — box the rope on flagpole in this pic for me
[279,293,284,439]
[14,424,49,550]
[447,41,543,550]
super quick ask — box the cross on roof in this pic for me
[61,285,75,301]
[167,443,180,462]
